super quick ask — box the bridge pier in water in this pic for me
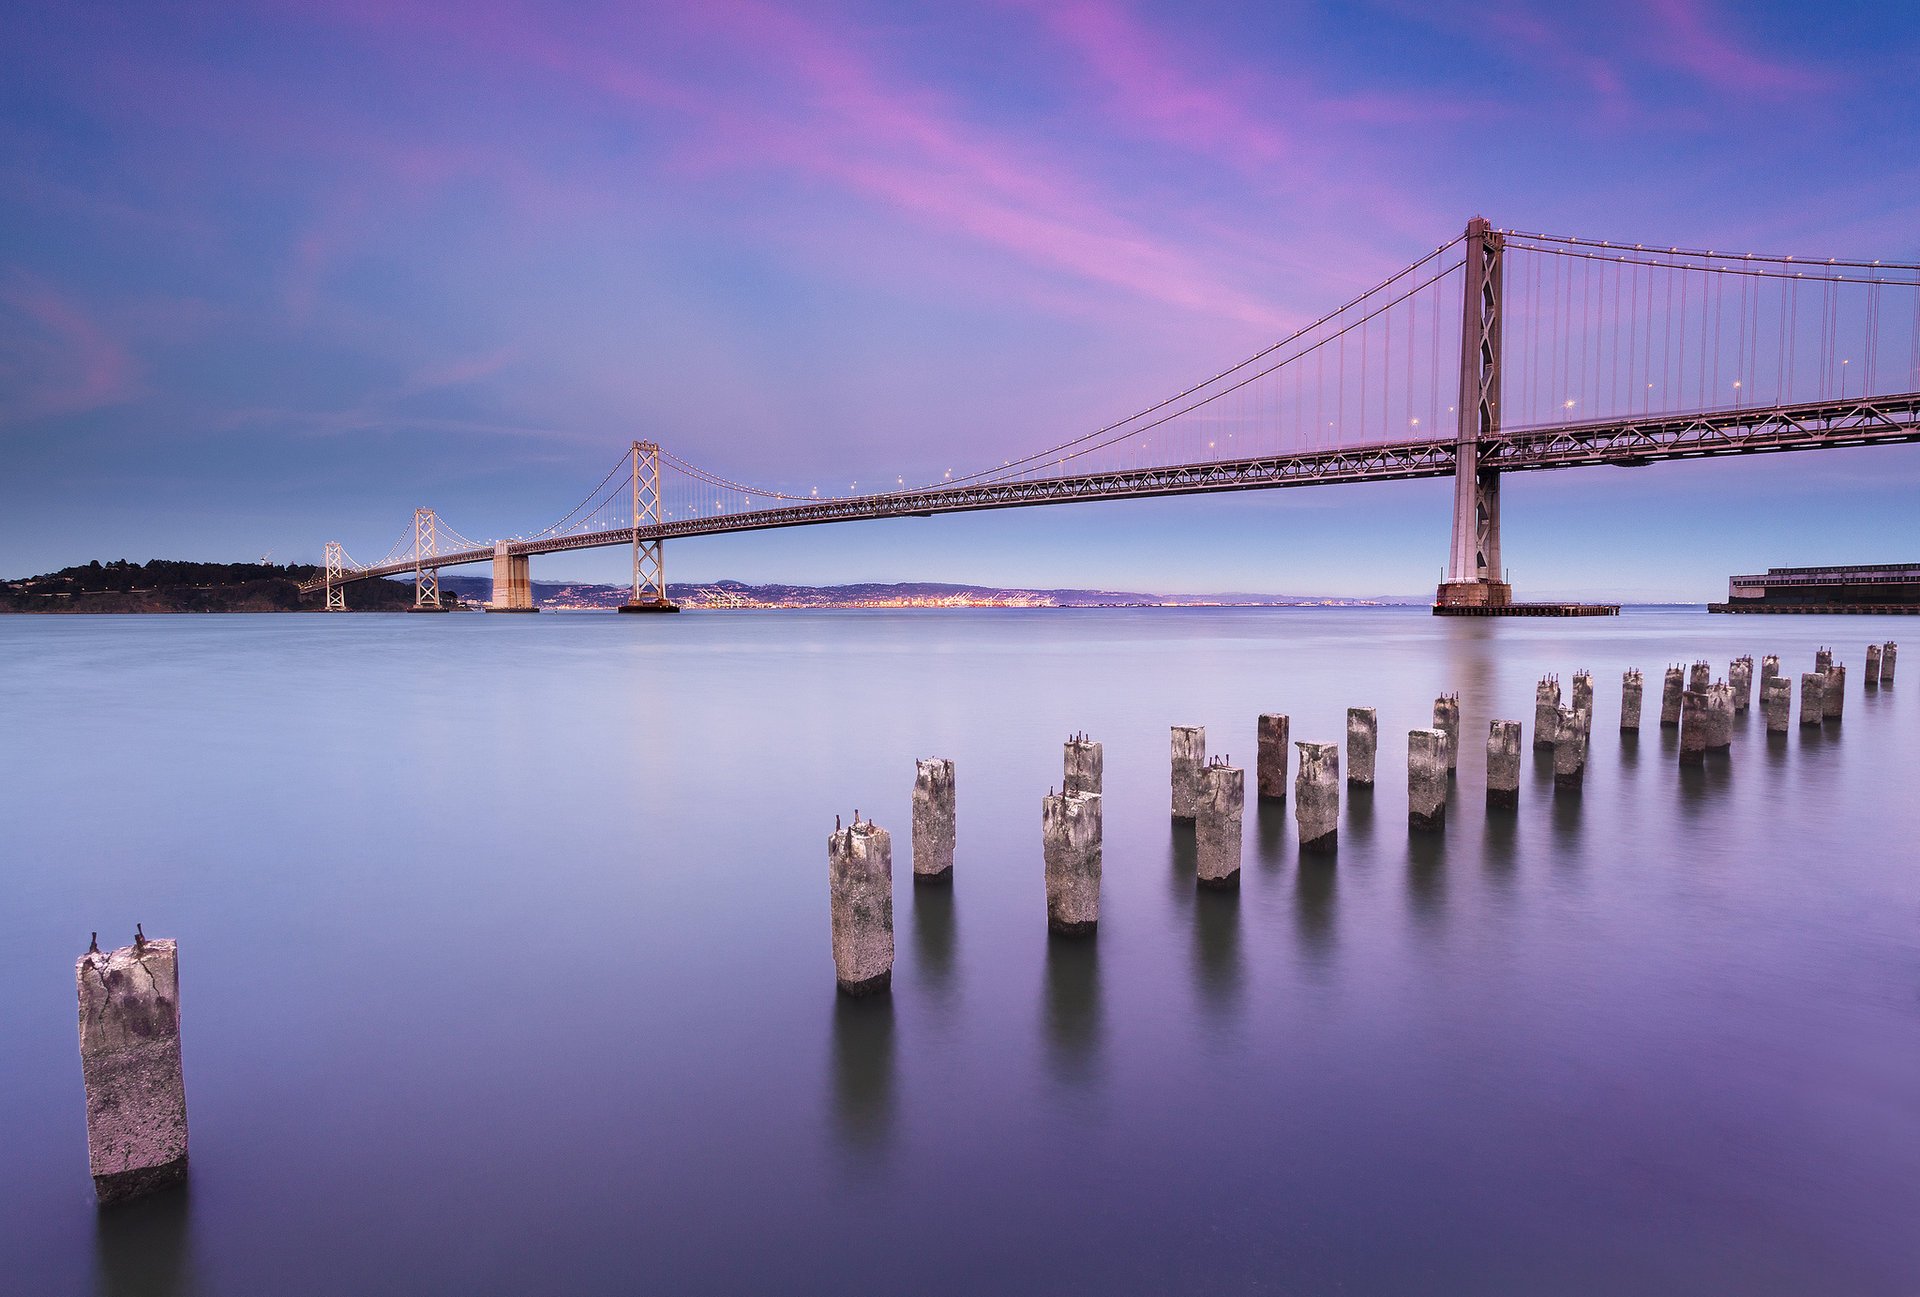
[619,439,680,614]
[487,542,537,613]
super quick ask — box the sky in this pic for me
[2,0,1916,599]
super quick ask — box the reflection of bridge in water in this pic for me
[304,219,1920,614]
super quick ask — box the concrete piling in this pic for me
[1571,671,1593,720]
[1660,666,1684,727]
[1346,708,1377,786]
[1170,725,1205,823]
[911,758,956,883]
[1823,664,1846,722]
[1799,673,1826,729]
[1705,682,1734,752]
[1486,720,1522,809]
[78,931,189,1205]
[1553,705,1588,787]
[1293,742,1340,854]
[1730,656,1753,711]
[1761,675,1792,732]
[1688,660,1711,693]
[1620,669,1643,731]
[1256,714,1290,802]
[1815,646,1833,673]
[1195,760,1244,889]
[1063,733,1103,797]
[1883,642,1898,684]
[1432,694,1460,774]
[1408,729,1449,830]
[1042,790,1102,935]
[1534,676,1562,749]
[1760,655,1780,693]
[1679,689,1709,765]
[828,815,894,996]
[1865,644,1882,687]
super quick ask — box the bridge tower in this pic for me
[411,507,446,611]
[619,439,679,614]
[1436,217,1512,611]
[323,541,346,612]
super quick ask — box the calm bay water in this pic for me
[2,608,1916,1295]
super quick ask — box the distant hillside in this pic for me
[0,560,421,613]
[437,576,1405,609]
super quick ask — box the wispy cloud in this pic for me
[0,273,141,424]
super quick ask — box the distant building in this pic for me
[1710,563,1920,614]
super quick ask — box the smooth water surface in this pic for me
[3,609,1916,1295]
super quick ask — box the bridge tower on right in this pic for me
[1435,216,1513,612]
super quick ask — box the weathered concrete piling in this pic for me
[1730,656,1753,711]
[1408,729,1449,830]
[1865,644,1882,687]
[1761,675,1792,732]
[1042,790,1102,935]
[828,816,894,996]
[1705,682,1734,752]
[1294,742,1340,854]
[78,931,188,1205]
[1815,646,1833,673]
[1660,667,1685,727]
[1688,660,1711,694]
[1679,689,1709,765]
[1823,664,1846,722]
[1063,732,1102,797]
[1553,705,1588,787]
[1256,714,1290,802]
[1571,671,1593,721]
[1170,725,1205,823]
[1346,708,1377,786]
[911,758,956,882]
[1799,673,1826,729]
[1195,760,1244,889]
[1534,676,1562,749]
[1433,694,1461,773]
[1486,721,1522,809]
[1760,655,1780,692]
[1882,642,1898,684]
[1620,669,1643,731]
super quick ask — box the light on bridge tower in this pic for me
[619,439,680,614]
[1435,216,1513,613]
[323,541,346,612]
[410,507,447,612]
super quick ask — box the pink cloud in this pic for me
[1637,0,1828,94]
[0,274,141,424]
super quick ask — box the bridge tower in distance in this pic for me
[620,439,679,613]
[410,507,448,611]
[323,541,347,612]
[1435,216,1512,611]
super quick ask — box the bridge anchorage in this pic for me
[305,216,1920,613]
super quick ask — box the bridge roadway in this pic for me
[309,391,1920,590]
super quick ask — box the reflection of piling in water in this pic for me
[1408,729,1448,830]
[1865,644,1882,687]
[1170,726,1205,823]
[1679,689,1709,766]
[1660,666,1685,727]
[1063,733,1102,797]
[1761,675,1792,732]
[1256,714,1289,802]
[911,758,955,883]
[1043,790,1102,934]
[1705,682,1734,752]
[1534,676,1561,749]
[1294,742,1339,855]
[828,817,894,997]
[1620,669,1643,731]
[1432,694,1460,774]
[830,995,894,1152]
[1486,720,1521,809]
[1882,642,1898,684]
[78,933,189,1205]
[1043,936,1101,1081]
[1730,656,1753,711]
[1799,673,1826,729]
[1346,708,1377,786]
[1823,664,1846,722]
[1553,705,1587,787]
[1195,760,1243,890]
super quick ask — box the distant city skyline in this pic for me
[3,0,1917,600]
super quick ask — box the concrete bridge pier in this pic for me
[828,816,893,996]
[1170,726,1206,823]
[1257,715,1290,802]
[78,932,188,1205]
[1761,675,1792,732]
[1408,729,1448,830]
[1195,761,1244,890]
[1620,669,1643,731]
[1063,733,1103,797]
[1294,742,1340,854]
[1660,666,1685,727]
[1346,708,1377,786]
[1486,720,1521,808]
[911,758,956,883]
[487,542,537,613]
[1043,790,1102,935]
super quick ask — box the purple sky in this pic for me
[3,0,1916,598]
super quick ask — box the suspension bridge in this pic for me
[303,218,1920,613]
